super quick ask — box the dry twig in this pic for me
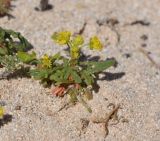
[139,48,160,69]
[91,104,120,137]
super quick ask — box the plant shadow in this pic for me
[0,114,13,128]
[92,72,125,93]
[99,72,125,81]
[5,13,15,20]
[14,41,33,52]
[0,67,31,80]
[35,4,53,11]
[0,3,16,20]
[79,53,125,93]
[7,67,31,80]
[80,53,118,67]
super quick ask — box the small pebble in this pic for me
[15,105,22,110]
[123,53,131,58]
[140,34,148,40]
[141,43,147,47]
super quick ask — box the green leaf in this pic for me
[0,47,8,55]
[6,29,30,51]
[63,67,71,80]
[17,51,36,63]
[82,60,115,73]
[0,27,31,55]
[50,68,72,85]
[49,70,63,81]
[70,70,82,83]
[50,67,82,85]
[30,69,52,79]
[63,58,70,67]
[81,70,94,85]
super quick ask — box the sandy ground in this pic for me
[0,0,160,141]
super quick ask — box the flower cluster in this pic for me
[70,35,84,59]
[52,31,103,60]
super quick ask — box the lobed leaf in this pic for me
[0,27,31,55]
[81,60,116,73]
[30,69,52,80]
[0,47,8,55]
[70,70,82,83]
[81,70,94,85]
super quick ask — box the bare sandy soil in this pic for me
[0,0,160,141]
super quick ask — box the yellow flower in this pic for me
[41,54,52,68]
[52,31,71,45]
[70,35,84,60]
[72,35,84,47]
[70,45,80,59]
[71,45,79,52]
[89,36,103,50]
[0,106,4,118]
[71,51,80,59]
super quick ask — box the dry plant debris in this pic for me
[0,0,11,17]
[139,48,160,69]
[90,104,120,137]
[79,118,90,136]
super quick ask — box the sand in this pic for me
[0,0,160,140]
